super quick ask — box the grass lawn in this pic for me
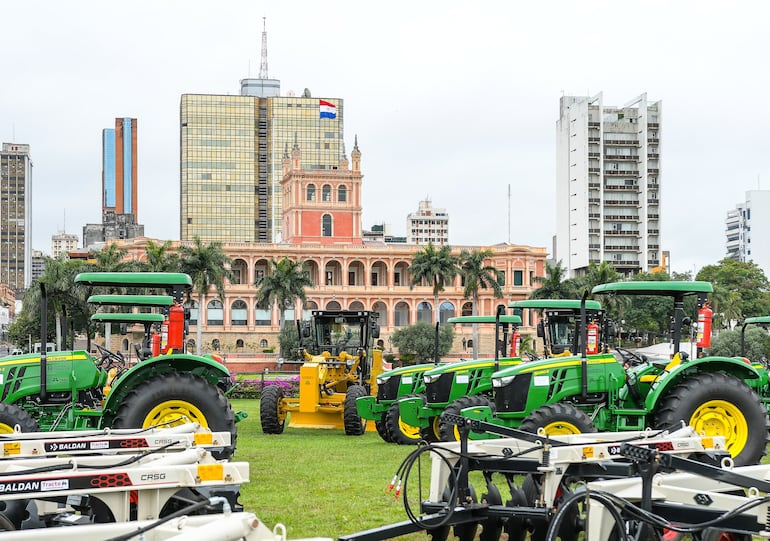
[232,399,433,540]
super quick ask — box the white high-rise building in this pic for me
[555,93,662,277]
[407,199,449,245]
[725,190,770,276]
[51,230,78,259]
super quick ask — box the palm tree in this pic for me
[89,242,131,272]
[32,256,88,349]
[460,249,503,359]
[142,239,180,272]
[255,257,313,334]
[178,237,233,354]
[409,243,459,324]
[530,260,578,300]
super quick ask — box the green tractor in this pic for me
[0,272,239,459]
[356,315,519,445]
[471,281,769,466]
[396,312,531,443]
[398,300,605,442]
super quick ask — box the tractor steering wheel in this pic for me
[616,347,646,367]
[95,344,126,371]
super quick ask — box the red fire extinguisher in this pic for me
[510,329,521,357]
[151,333,161,357]
[167,303,185,352]
[696,301,713,348]
[586,320,600,355]
[160,318,169,353]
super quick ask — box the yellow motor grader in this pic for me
[260,310,383,435]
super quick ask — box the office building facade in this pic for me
[52,230,78,259]
[725,190,770,276]
[0,143,32,292]
[555,93,662,277]
[180,93,344,243]
[102,118,138,221]
[407,198,449,245]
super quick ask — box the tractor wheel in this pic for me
[522,474,583,541]
[438,395,494,442]
[655,372,768,466]
[0,403,39,434]
[385,395,422,445]
[519,403,596,436]
[260,385,287,435]
[375,418,393,443]
[344,385,367,436]
[420,416,441,442]
[112,372,236,459]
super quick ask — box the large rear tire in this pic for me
[438,395,494,442]
[655,372,768,466]
[260,384,287,435]
[385,395,422,445]
[112,372,236,459]
[0,403,39,434]
[344,385,367,436]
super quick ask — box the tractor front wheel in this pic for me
[519,403,596,436]
[112,372,236,459]
[655,372,768,466]
[0,403,39,434]
[438,395,494,442]
[344,385,367,436]
[260,384,287,435]
[375,418,393,442]
[385,395,422,445]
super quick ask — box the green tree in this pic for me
[409,243,459,324]
[142,239,180,272]
[255,258,313,340]
[89,242,132,272]
[278,321,301,360]
[459,248,503,359]
[708,326,770,361]
[530,260,578,300]
[697,259,770,324]
[178,237,233,354]
[392,322,454,364]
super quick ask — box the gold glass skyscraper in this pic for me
[180,93,344,243]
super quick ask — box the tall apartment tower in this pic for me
[0,143,32,293]
[725,190,770,275]
[180,23,344,243]
[102,118,138,222]
[555,93,662,277]
[406,199,449,245]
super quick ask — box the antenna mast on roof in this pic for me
[259,17,269,79]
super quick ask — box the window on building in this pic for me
[207,300,224,326]
[514,270,523,286]
[231,300,247,326]
[322,185,331,201]
[322,214,332,236]
[307,184,316,201]
[338,185,347,202]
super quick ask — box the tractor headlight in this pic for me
[346,359,355,368]
[377,375,391,385]
[424,373,441,384]
[493,375,516,388]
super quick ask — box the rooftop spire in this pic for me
[259,17,269,79]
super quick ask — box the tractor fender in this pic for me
[102,354,230,418]
[644,356,761,411]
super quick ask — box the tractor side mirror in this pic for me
[302,321,312,338]
[371,323,380,339]
[119,323,127,335]
[536,321,545,338]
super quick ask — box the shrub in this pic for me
[228,374,300,399]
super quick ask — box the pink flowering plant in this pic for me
[228,373,300,399]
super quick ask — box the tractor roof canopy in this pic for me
[87,294,175,307]
[743,316,770,326]
[447,315,522,324]
[91,313,165,323]
[592,281,713,296]
[509,299,602,310]
[76,272,192,302]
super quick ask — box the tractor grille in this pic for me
[495,373,532,413]
[378,376,402,401]
[425,372,454,404]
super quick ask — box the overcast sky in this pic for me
[2,1,769,276]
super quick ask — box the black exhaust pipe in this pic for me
[494,305,503,372]
[40,283,48,403]
[434,322,440,366]
[580,290,588,399]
